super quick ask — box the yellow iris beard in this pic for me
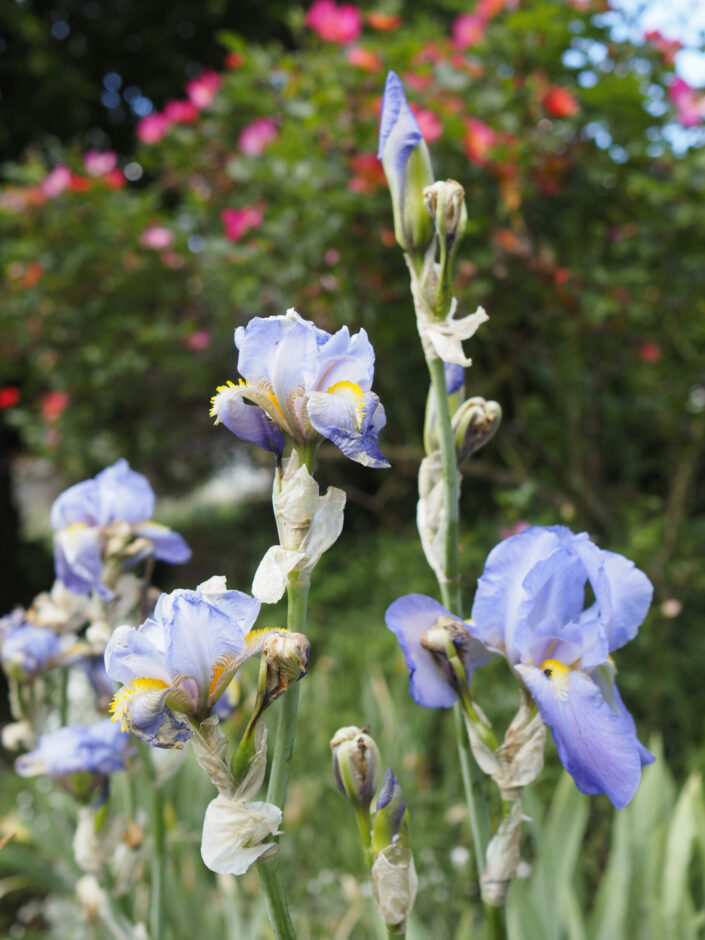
[209,379,286,425]
[326,380,365,429]
[109,677,169,732]
[539,658,571,702]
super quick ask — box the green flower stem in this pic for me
[425,353,507,938]
[150,784,166,940]
[60,668,69,725]
[257,575,310,939]
[426,356,462,615]
[258,858,296,940]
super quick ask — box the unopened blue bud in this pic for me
[378,72,435,257]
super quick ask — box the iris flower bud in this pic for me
[262,631,310,705]
[330,726,380,810]
[424,179,468,254]
[378,72,435,258]
[452,397,502,462]
[370,769,418,930]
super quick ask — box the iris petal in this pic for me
[386,594,458,708]
[517,664,644,809]
[307,390,390,468]
[53,525,106,597]
[212,382,285,456]
[165,594,248,707]
[472,527,572,661]
[105,622,172,687]
[134,522,193,564]
[94,459,155,525]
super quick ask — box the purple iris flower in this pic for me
[1,622,64,679]
[377,71,434,254]
[470,525,654,809]
[104,577,275,748]
[51,459,191,599]
[385,594,494,708]
[210,308,389,468]
[15,719,133,800]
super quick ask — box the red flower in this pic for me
[42,391,69,423]
[305,0,362,44]
[346,47,383,72]
[348,153,386,193]
[464,118,496,164]
[0,387,20,409]
[638,342,662,364]
[367,11,401,30]
[225,52,245,69]
[542,86,580,118]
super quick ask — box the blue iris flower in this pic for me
[385,594,494,708]
[104,578,278,748]
[211,308,389,468]
[1,622,64,678]
[470,525,654,809]
[51,459,191,599]
[377,71,434,254]
[15,719,133,800]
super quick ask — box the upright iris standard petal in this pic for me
[378,71,434,254]
[51,460,191,597]
[212,309,389,468]
[470,525,654,808]
[385,594,494,708]
[105,579,264,748]
[93,460,155,525]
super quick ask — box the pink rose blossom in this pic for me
[669,78,705,128]
[452,14,486,49]
[164,99,200,124]
[140,226,174,250]
[221,206,264,241]
[185,329,212,351]
[305,0,362,44]
[238,117,278,156]
[137,112,171,144]
[42,166,72,198]
[409,104,443,143]
[83,150,118,177]
[186,70,222,109]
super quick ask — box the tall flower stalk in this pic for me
[378,70,507,937]
[212,309,389,937]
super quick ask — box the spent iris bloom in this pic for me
[15,719,133,800]
[51,459,191,599]
[105,577,277,748]
[378,71,434,254]
[471,525,654,808]
[385,594,494,708]
[211,308,389,468]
